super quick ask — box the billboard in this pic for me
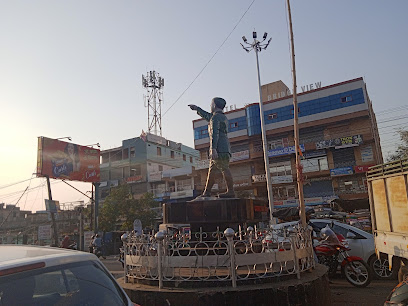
[37,137,100,182]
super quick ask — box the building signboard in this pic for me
[230,150,250,162]
[38,225,52,240]
[252,174,292,184]
[233,181,251,189]
[254,205,269,212]
[330,167,354,176]
[126,175,143,183]
[146,133,167,145]
[316,135,363,150]
[148,171,162,182]
[45,199,60,213]
[354,165,375,173]
[361,145,374,162]
[37,137,100,183]
[268,144,305,158]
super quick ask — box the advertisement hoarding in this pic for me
[316,135,363,150]
[37,137,100,182]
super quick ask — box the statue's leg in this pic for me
[218,162,235,198]
[201,160,218,197]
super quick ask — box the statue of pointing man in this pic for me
[189,97,235,199]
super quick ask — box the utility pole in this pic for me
[45,175,59,246]
[240,31,275,224]
[286,0,306,227]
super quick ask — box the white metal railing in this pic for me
[122,226,314,288]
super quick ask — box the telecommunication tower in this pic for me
[142,71,164,136]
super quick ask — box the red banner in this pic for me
[37,137,100,182]
[254,205,269,212]
[354,165,374,173]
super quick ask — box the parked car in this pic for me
[0,245,134,305]
[270,219,397,279]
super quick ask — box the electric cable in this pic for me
[162,0,256,117]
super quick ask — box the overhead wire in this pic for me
[162,0,256,117]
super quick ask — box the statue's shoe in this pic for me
[217,192,235,199]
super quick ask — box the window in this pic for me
[123,149,129,159]
[341,95,352,103]
[190,156,193,163]
[268,113,277,120]
[182,154,186,161]
[158,165,163,171]
[301,156,329,173]
[268,139,286,150]
[170,151,175,159]
[267,95,271,100]
[157,147,162,156]
[230,122,238,128]
[270,161,292,176]
[130,147,135,158]
[272,185,296,200]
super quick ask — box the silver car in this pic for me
[0,245,134,305]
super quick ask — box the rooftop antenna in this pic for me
[142,70,164,136]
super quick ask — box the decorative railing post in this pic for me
[121,233,129,283]
[155,231,165,289]
[224,228,237,288]
[290,232,301,279]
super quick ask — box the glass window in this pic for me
[183,154,186,161]
[301,156,328,173]
[0,261,128,306]
[130,147,135,158]
[170,151,175,159]
[190,156,193,163]
[270,161,292,176]
[341,95,352,103]
[230,122,238,128]
[268,139,284,150]
[157,147,162,156]
[268,113,277,120]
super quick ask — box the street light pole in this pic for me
[241,32,275,224]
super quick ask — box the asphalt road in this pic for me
[101,256,399,305]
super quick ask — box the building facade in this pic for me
[99,133,200,202]
[193,77,382,208]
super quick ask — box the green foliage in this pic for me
[98,184,157,232]
[387,129,408,161]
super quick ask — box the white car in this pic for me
[0,245,135,305]
[270,219,396,279]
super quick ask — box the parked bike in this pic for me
[315,225,372,287]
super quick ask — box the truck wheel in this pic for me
[369,255,398,280]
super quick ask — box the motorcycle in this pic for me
[315,225,372,287]
[93,246,106,259]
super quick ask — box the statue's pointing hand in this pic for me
[188,104,198,111]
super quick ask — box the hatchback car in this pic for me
[271,219,396,279]
[0,245,134,305]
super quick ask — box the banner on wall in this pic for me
[316,135,363,150]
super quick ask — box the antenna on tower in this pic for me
[142,70,165,136]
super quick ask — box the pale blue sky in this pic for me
[1,1,407,212]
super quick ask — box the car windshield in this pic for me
[0,260,128,306]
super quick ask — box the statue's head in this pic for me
[211,97,226,112]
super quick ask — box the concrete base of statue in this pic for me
[162,198,268,232]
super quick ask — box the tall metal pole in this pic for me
[286,0,306,227]
[45,176,59,246]
[254,48,275,223]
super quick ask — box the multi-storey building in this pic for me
[193,77,382,209]
[99,133,200,202]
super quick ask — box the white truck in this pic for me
[367,158,408,282]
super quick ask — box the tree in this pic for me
[98,184,157,232]
[387,129,408,161]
